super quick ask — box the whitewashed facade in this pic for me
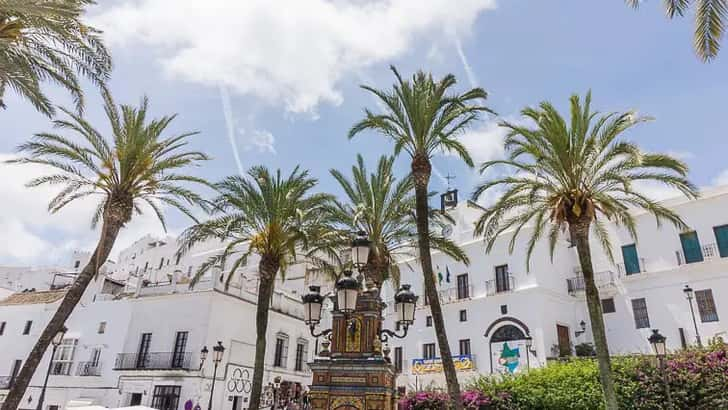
[381,186,728,389]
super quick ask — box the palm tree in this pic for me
[626,0,727,62]
[349,66,493,409]
[0,0,111,116]
[177,166,334,410]
[328,154,469,288]
[471,91,698,410]
[2,90,209,410]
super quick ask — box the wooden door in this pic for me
[556,324,571,357]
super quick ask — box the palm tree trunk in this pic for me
[570,222,619,410]
[411,154,463,410]
[247,255,279,410]
[1,213,124,410]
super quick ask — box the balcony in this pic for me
[416,285,474,308]
[76,362,102,376]
[114,352,193,371]
[566,271,616,295]
[616,258,646,276]
[675,243,720,266]
[485,276,515,296]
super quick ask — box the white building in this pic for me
[0,238,317,410]
[381,186,728,389]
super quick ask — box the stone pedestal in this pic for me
[307,290,397,410]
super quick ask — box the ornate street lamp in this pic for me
[207,341,225,410]
[37,326,66,410]
[199,345,209,370]
[683,285,702,347]
[648,329,673,409]
[524,335,533,370]
[270,375,282,410]
[336,270,360,314]
[575,320,587,337]
[380,285,418,342]
[351,230,371,270]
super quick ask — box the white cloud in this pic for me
[713,169,728,187]
[241,129,276,154]
[457,120,506,166]
[0,154,168,266]
[92,0,497,114]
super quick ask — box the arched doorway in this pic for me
[484,318,531,374]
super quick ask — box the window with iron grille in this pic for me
[423,343,436,360]
[51,338,78,375]
[98,321,106,334]
[171,331,188,368]
[631,298,650,329]
[696,289,719,322]
[151,385,181,410]
[456,274,469,299]
[136,333,152,368]
[23,321,32,335]
[394,347,403,373]
[459,339,471,356]
[273,334,289,368]
[426,316,433,327]
[495,264,510,292]
[294,340,308,371]
[459,309,467,322]
[601,298,616,314]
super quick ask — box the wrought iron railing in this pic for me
[566,271,616,295]
[676,243,719,266]
[114,352,192,370]
[415,285,474,308]
[485,276,515,296]
[616,258,646,276]
[76,361,102,376]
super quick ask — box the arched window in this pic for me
[489,324,526,343]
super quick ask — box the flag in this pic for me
[437,265,443,285]
[446,265,451,283]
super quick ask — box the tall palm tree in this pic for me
[328,154,469,288]
[349,66,493,409]
[2,90,210,410]
[0,0,111,116]
[471,91,698,410]
[177,166,334,410]
[626,0,727,62]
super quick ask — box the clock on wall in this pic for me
[441,225,453,238]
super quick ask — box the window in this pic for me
[98,322,106,334]
[696,289,719,322]
[621,244,641,275]
[459,339,471,356]
[171,331,188,368]
[680,231,703,264]
[714,225,728,258]
[9,359,21,387]
[423,343,436,360]
[631,298,650,329]
[495,264,511,292]
[187,266,193,277]
[602,298,616,314]
[23,321,32,335]
[394,347,403,373]
[151,385,181,410]
[136,333,152,369]
[0,321,5,335]
[294,340,308,372]
[51,338,78,375]
[273,334,289,368]
[426,316,433,327]
[456,274,469,299]
[90,348,102,367]
[459,309,467,322]
[74,260,80,269]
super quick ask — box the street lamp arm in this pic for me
[379,324,409,343]
[309,324,332,339]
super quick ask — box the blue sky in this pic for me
[2,0,727,265]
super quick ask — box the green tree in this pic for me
[0,0,111,116]
[626,0,727,62]
[328,154,469,288]
[2,91,209,410]
[177,166,334,410]
[349,66,493,409]
[471,91,698,410]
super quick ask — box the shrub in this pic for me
[398,389,515,410]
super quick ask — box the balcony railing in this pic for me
[567,271,616,295]
[114,352,192,370]
[76,362,102,376]
[485,276,515,296]
[0,376,11,389]
[416,285,474,308]
[616,258,646,276]
[676,243,720,266]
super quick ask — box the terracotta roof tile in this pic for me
[0,290,66,306]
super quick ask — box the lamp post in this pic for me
[524,336,533,370]
[270,375,282,410]
[207,341,225,410]
[37,326,66,410]
[199,345,209,370]
[683,285,702,347]
[648,329,673,409]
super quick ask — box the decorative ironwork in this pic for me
[114,352,192,370]
[76,361,102,376]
